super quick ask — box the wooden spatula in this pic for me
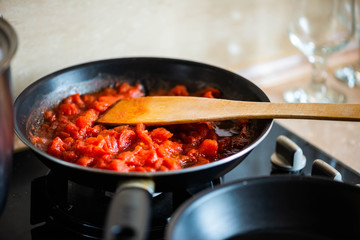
[96,96,360,125]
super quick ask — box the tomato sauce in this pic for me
[32,82,251,172]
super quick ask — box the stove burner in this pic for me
[30,171,222,240]
[2,122,360,240]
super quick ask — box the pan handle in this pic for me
[104,179,155,240]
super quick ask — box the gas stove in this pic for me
[1,122,359,240]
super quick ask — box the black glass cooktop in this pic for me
[0,122,359,240]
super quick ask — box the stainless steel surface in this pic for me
[0,18,17,214]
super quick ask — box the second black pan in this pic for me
[166,176,360,240]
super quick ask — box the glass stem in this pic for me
[358,37,360,67]
[309,55,328,86]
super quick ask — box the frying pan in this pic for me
[14,57,272,240]
[166,175,360,240]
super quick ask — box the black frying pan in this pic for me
[166,175,360,240]
[14,57,272,240]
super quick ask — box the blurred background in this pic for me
[1,0,300,97]
[1,0,360,170]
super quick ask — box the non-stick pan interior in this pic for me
[16,58,269,138]
[166,176,360,240]
[14,57,272,190]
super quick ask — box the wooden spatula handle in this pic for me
[225,101,360,121]
[97,96,360,125]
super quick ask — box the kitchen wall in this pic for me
[1,0,297,98]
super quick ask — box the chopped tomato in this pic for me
[150,128,173,144]
[196,87,221,98]
[76,109,98,128]
[169,85,189,96]
[118,128,136,151]
[198,139,218,159]
[47,137,65,158]
[58,103,80,116]
[33,83,251,172]
[108,159,130,172]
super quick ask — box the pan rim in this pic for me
[14,56,273,178]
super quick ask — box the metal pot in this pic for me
[0,17,17,214]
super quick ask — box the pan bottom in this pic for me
[228,229,336,240]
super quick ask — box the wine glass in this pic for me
[284,0,355,103]
[334,0,360,88]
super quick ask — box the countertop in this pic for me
[237,48,360,173]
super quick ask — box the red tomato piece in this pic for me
[108,159,130,172]
[196,87,221,98]
[118,129,137,151]
[136,123,153,146]
[76,109,98,128]
[169,85,189,96]
[33,83,251,173]
[43,110,56,122]
[47,137,65,158]
[150,128,173,144]
[58,103,80,116]
[198,139,218,159]
[76,156,94,167]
